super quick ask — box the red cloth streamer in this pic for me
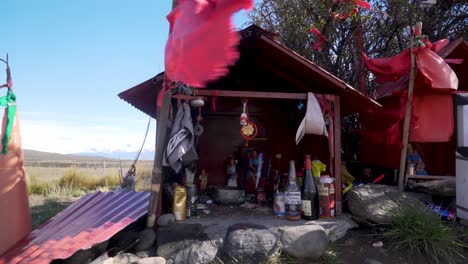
[356,0,371,10]
[164,0,253,89]
[310,28,327,51]
[362,38,458,92]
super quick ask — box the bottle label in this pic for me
[285,192,301,204]
[318,185,328,196]
[302,200,312,216]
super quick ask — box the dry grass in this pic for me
[26,162,153,197]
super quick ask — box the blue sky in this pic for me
[1,0,254,154]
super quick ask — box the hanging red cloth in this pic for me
[164,0,253,88]
[362,39,458,91]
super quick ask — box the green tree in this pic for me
[248,0,467,93]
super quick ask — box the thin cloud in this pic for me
[19,116,155,154]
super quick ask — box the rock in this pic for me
[171,240,219,264]
[279,225,328,259]
[347,184,427,224]
[408,179,456,196]
[134,229,157,251]
[137,257,167,264]
[223,224,278,264]
[372,241,384,248]
[363,258,384,264]
[136,248,156,258]
[111,253,140,264]
[157,214,176,227]
[212,187,245,205]
[157,224,208,259]
[89,252,112,264]
[314,214,358,242]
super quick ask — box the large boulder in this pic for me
[107,253,140,264]
[314,214,358,242]
[156,224,208,259]
[223,224,279,263]
[137,257,167,264]
[347,184,427,224]
[278,225,328,259]
[211,187,245,205]
[170,240,219,264]
[408,179,456,196]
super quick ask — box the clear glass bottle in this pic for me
[302,155,319,220]
[285,160,301,221]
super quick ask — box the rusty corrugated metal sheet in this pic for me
[118,73,164,119]
[0,191,150,264]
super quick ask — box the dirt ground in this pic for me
[333,226,468,264]
[28,196,468,264]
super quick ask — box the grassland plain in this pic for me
[25,159,153,228]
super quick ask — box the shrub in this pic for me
[136,168,152,191]
[58,167,120,191]
[382,205,466,264]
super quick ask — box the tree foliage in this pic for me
[248,0,467,92]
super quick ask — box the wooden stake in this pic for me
[146,0,178,228]
[333,96,342,216]
[397,22,421,192]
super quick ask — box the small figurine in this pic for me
[227,156,238,187]
[245,150,260,193]
[199,169,208,192]
[416,161,428,175]
[407,144,422,165]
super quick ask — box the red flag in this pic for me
[164,0,253,88]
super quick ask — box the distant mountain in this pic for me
[23,149,114,162]
[75,150,155,160]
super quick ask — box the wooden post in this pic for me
[334,96,342,216]
[146,90,172,228]
[146,0,178,228]
[398,22,421,192]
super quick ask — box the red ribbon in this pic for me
[310,28,327,51]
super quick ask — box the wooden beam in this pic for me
[146,90,172,228]
[398,22,421,192]
[146,0,178,228]
[196,89,308,99]
[334,96,342,216]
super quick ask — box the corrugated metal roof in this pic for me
[0,191,150,264]
[118,24,381,118]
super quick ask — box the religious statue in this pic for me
[226,156,238,187]
[245,150,262,193]
[199,169,208,192]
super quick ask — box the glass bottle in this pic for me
[285,160,301,221]
[302,155,319,220]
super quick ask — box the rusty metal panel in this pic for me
[118,73,164,119]
[0,191,150,264]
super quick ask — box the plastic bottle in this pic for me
[285,161,301,221]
